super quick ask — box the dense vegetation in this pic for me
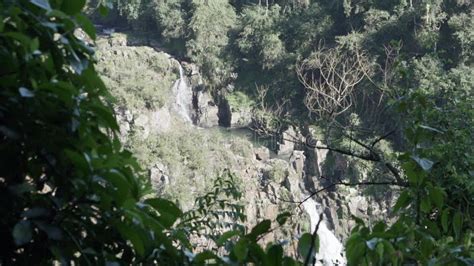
[1,0,472,265]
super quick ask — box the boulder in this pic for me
[231,109,252,128]
[195,90,219,127]
[150,162,170,192]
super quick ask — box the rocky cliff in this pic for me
[96,33,396,265]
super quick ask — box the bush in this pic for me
[96,36,178,111]
[0,1,184,263]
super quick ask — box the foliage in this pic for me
[227,90,255,111]
[346,86,474,265]
[0,0,182,263]
[236,4,286,70]
[153,0,187,41]
[95,36,178,110]
[186,0,237,88]
[0,1,306,265]
[126,127,254,208]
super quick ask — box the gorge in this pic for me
[96,32,396,264]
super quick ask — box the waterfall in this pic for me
[302,197,346,265]
[171,64,193,123]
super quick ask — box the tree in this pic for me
[153,0,187,41]
[186,0,238,88]
[296,44,373,119]
[236,4,286,70]
[346,88,474,265]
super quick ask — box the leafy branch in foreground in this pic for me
[346,91,474,265]
[0,2,307,264]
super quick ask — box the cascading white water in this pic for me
[302,197,346,265]
[171,64,193,123]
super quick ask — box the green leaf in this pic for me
[376,242,384,261]
[248,220,271,240]
[30,0,51,10]
[420,196,431,213]
[429,187,444,209]
[233,238,248,262]
[373,222,386,233]
[100,170,132,204]
[453,212,463,239]
[144,198,182,228]
[216,230,240,246]
[282,257,298,266]
[75,14,96,39]
[13,221,33,246]
[276,212,291,225]
[115,222,146,257]
[265,244,283,266]
[194,251,220,263]
[381,240,395,257]
[346,233,366,265]
[420,237,434,259]
[394,191,411,212]
[64,149,90,173]
[99,5,109,16]
[411,156,434,171]
[88,103,119,131]
[441,208,449,232]
[424,220,441,239]
[298,233,318,260]
[61,0,86,15]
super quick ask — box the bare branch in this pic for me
[250,84,289,137]
[297,45,373,119]
[298,179,407,207]
[305,213,324,266]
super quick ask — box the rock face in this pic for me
[194,90,219,127]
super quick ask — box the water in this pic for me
[171,64,193,123]
[302,197,346,265]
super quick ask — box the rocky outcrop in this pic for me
[150,162,170,193]
[193,89,219,127]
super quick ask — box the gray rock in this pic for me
[278,127,297,155]
[150,162,170,192]
[150,109,171,133]
[195,91,219,127]
[231,109,252,128]
[255,147,270,162]
[289,150,305,175]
